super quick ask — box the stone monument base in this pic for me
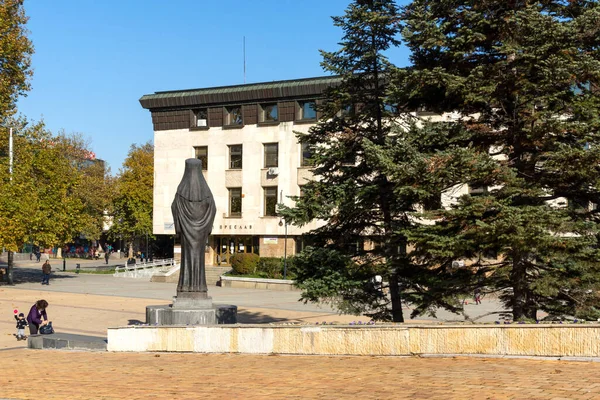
[147,304,237,325]
[172,292,214,309]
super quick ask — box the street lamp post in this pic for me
[9,127,13,182]
[279,218,288,280]
[6,127,14,284]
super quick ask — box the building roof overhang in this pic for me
[139,75,342,110]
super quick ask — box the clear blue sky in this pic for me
[17,0,412,174]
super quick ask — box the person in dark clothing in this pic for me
[26,300,49,335]
[41,260,52,285]
[474,287,482,305]
[105,250,110,265]
[14,312,28,340]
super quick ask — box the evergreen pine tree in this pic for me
[282,0,471,322]
[400,0,600,320]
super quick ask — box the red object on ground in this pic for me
[13,309,18,314]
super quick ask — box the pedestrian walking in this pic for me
[41,260,52,285]
[105,250,110,265]
[474,287,482,305]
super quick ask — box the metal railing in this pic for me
[113,258,178,278]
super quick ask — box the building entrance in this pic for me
[214,236,258,265]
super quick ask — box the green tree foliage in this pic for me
[0,119,45,254]
[281,0,467,322]
[0,0,33,120]
[400,0,600,321]
[0,120,107,283]
[110,142,153,258]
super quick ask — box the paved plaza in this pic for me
[1,351,600,399]
[0,259,597,399]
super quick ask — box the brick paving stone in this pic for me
[0,351,599,399]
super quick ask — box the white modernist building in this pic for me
[141,76,550,266]
[140,76,341,265]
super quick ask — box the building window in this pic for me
[298,100,316,120]
[264,143,279,168]
[193,109,208,127]
[568,197,589,211]
[194,146,208,170]
[339,104,354,117]
[301,142,314,167]
[345,237,364,256]
[229,144,243,169]
[295,235,315,254]
[422,193,442,211]
[264,186,278,216]
[384,103,398,115]
[260,103,278,122]
[468,185,488,197]
[226,106,243,126]
[229,188,242,217]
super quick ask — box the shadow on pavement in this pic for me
[237,310,288,324]
[127,319,145,325]
[0,267,76,285]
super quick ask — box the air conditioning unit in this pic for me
[451,260,465,269]
[268,167,279,176]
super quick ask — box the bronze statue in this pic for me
[171,158,216,296]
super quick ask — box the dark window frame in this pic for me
[264,143,279,168]
[229,144,243,169]
[297,100,317,121]
[194,146,208,170]
[468,184,488,197]
[259,103,279,123]
[229,187,242,218]
[423,193,442,211]
[301,142,314,167]
[225,106,243,126]
[264,186,278,217]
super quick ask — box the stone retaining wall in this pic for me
[107,324,600,358]
[219,276,298,291]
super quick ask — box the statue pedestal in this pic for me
[172,292,214,310]
[146,300,237,326]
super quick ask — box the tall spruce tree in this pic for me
[400,0,600,320]
[282,0,469,322]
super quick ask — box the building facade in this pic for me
[140,76,341,266]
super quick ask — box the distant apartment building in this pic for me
[140,76,342,265]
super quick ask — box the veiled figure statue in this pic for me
[171,159,216,295]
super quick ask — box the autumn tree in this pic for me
[0,121,107,283]
[0,0,33,121]
[0,0,33,283]
[400,0,600,321]
[61,134,115,242]
[109,142,153,258]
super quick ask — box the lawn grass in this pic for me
[64,268,115,274]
